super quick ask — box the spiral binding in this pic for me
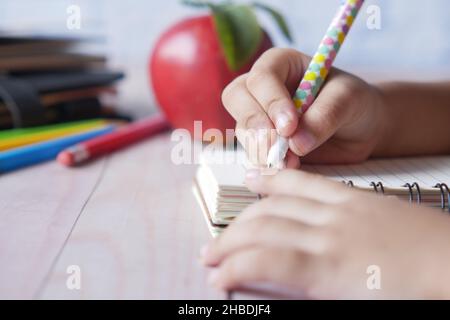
[435,183,450,212]
[344,180,449,212]
[369,182,385,194]
[403,182,422,204]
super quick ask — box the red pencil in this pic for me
[57,114,170,166]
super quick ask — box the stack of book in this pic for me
[0,34,127,130]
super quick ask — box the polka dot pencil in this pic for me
[294,0,364,112]
[267,0,365,168]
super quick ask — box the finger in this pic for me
[202,215,324,266]
[288,72,364,156]
[245,169,351,203]
[235,123,276,166]
[224,76,276,166]
[222,74,272,131]
[237,195,332,226]
[285,150,300,169]
[246,48,306,136]
[208,247,315,295]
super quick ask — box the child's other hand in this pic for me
[201,170,450,299]
[222,48,386,166]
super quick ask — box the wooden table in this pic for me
[0,133,240,299]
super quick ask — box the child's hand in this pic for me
[222,48,386,166]
[201,170,450,299]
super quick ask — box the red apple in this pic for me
[150,15,273,140]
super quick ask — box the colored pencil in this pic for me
[267,0,364,168]
[0,119,106,140]
[58,114,170,166]
[0,125,116,173]
[0,120,109,151]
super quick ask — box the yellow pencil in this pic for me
[0,120,109,151]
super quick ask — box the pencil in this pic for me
[0,125,116,173]
[0,119,106,140]
[57,114,170,166]
[267,0,365,168]
[0,119,109,151]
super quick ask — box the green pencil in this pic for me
[0,119,107,140]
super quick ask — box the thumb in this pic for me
[288,95,350,156]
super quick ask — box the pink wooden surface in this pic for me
[0,133,226,299]
[0,159,106,299]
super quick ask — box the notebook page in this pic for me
[200,148,450,189]
[199,149,248,188]
[307,156,450,188]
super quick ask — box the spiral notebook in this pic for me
[193,150,450,237]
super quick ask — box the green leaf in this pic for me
[252,2,293,43]
[181,0,210,8]
[210,4,263,71]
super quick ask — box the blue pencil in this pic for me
[0,125,116,173]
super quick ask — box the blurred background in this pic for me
[1,0,449,118]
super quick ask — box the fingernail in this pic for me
[208,269,220,286]
[245,169,261,181]
[274,112,292,134]
[291,130,316,156]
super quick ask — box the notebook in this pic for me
[193,149,450,237]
